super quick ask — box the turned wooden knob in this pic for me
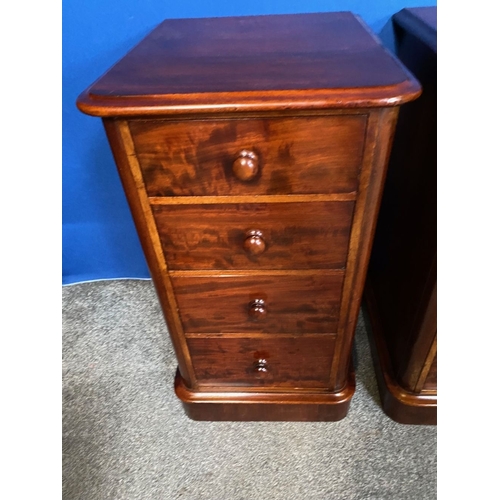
[248,299,266,320]
[253,359,268,373]
[243,230,266,255]
[232,150,259,181]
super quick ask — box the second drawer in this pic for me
[153,201,354,270]
[171,272,344,334]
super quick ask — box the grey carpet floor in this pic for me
[62,280,437,500]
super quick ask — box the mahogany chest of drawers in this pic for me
[77,12,420,421]
[365,7,437,425]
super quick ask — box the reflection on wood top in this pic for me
[77,12,421,116]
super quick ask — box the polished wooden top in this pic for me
[77,12,421,116]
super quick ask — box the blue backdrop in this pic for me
[63,0,436,284]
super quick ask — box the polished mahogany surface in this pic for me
[77,12,420,116]
[152,202,354,270]
[172,272,344,334]
[78,12,421,421]
[187,335,337,388]
[131,116,366,196]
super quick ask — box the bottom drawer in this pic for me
[187,335,336,389]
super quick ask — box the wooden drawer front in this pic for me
[172,273,343,334]
[153,202,354,270]
[130,116,366,196]
[187,335,336,388]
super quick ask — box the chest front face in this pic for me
[77,12,420,421]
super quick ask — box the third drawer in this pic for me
[171,272,344,334]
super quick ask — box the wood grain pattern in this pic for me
[149,194,357,204]
[171,273,344,334]
[187,335,336,388]
[76,13,421,116]
[152,201,354,270]
[130,116,366,196]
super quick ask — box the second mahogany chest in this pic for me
[365,7,437,425]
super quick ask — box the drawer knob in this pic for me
[248,299,267,319]
[243,229,266,255]
[232,150,259,181]
[253,358,269,373]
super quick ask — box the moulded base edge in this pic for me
[363,284,437,425]
[174,368,355,422]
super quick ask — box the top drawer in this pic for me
[129,116,366,197]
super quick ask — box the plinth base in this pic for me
[363,295,437,425]
[174,368,355,422]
